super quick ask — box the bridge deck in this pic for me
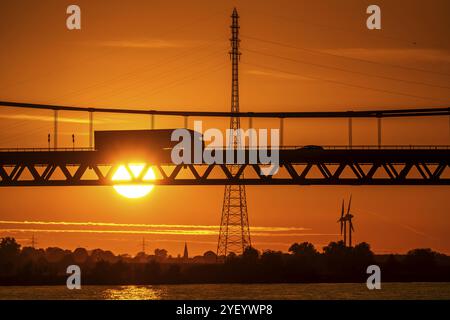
[0,147,449,164]
[0,146,449,186]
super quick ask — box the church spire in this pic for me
[183,242,189,260]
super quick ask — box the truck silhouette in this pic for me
[94,129,203,163]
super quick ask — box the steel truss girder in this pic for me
[0,159,448,186]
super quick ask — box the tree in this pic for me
[203,251,217,263]
[261,250,284,276]
[142,261,161,283]
[405,248,437,270]
[73,247,88,264]
[289,242,318,257]
[91,260,112,283]
[0,237,21,260]
[322,241,352,276]
[154,248,168,260]
[0,237,22,275]
[242,246,259,261]
[322,241,348,256]
[227,252,237,259]
[352,242,374,264]
[287,242,320,280]
[45,247,66,263]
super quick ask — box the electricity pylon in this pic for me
[217,8,251,257]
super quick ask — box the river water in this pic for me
[0,282,449,300]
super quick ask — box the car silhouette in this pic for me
[299,145,324,150]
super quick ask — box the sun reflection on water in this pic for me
[102,286,164,300]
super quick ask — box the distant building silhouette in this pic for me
[183,242,189,261]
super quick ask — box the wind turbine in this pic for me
[344,195,355,247]
[337,199,347,245]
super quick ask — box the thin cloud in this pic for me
[0,228,216,236]
[0,220,323,237]
[246,69,313,80]
[0,228,337,238]
[0,220,310,232]
[95,39,197,49]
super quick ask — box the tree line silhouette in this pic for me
[0,237,449,285]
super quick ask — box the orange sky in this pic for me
[0,0,449,256]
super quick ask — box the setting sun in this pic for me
[112,164,156,199]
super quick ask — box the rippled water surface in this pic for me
[0,283,449,300]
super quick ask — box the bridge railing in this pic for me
[296,145,450,150]
[202,145,450,150]
[0,147,94,152]
[0,145,449,152]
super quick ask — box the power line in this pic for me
[2,8,230,92]
[128,62,227,102]
[245,48,450,90]
[242,35,450,77]
[249,9,441,48]
[52,39,227,105]
[0,120,50,146]
[96,49,227,105]
[243,62,450,104]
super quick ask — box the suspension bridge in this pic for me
[0,100,449,187]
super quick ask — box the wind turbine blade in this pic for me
[340,222,343,234]
[341,200,344,218]
[347,195,352,215]
[350,221,354,232]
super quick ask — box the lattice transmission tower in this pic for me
[217,8,251,257]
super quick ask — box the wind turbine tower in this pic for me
[338,196,356,247]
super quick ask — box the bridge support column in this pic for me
[377,116,382,148]
[53,110,58,150]
[348,117,353,149]
[89,111,93,149]
[280,118,284,147]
